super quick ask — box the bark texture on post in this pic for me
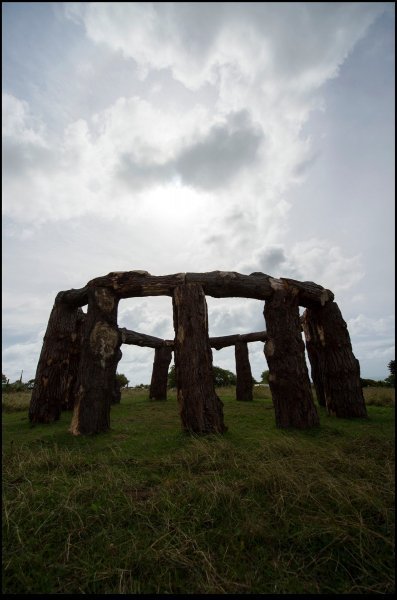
[29,299,84,423]
[302,302,367,418]
[235,341,253,401]
[173,283,227,434]
[70,287,121,435]
[149,346,173,400]
[264,285,319,429]
[61,310,85,411]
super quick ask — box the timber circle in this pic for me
[28,270,367,435]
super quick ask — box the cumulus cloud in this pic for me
[237,245,293,276]
[2,93,47,145]
[64,2,383,92]
[347,314,395,337]
[207,297,264,337]
[3,92,264,228]
[3,3,384,236]
[2,331,45,383]
[237,239,364,293]
[290,239,364,292]
[118,297,174,339]
[116,108,264,191]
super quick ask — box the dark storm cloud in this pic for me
[2,139,56,179]
[175,110,264,189]
[116,153,174,190]
[116,109,264,191]
[238,246,301,277]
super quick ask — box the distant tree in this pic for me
[2,373,8,384]
[385,360,395,387]
[168,364,237,388]
[167,365,176,388]
[261,370,270,383]
[6,380,26,393]
[115,373,129,389]
[213,366,237,387]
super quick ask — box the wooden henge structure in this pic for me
[28,270,367,435]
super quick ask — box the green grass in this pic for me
[2,387,395,594]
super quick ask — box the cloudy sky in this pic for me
[2,2,395,385]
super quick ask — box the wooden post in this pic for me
[70,286,121,435]
[61,309,85,411]
[263,284,319,428]
[149,346,173,400]
[235,341,253,401]
[29,298,84,423]
[173,283,227,434]
[302,302,367,418]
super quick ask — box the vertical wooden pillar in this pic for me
[263,285,319,428]
[173,283,227,434]
[70,286,121,435]
[29,296,84,424]
[235,341,253,401]
[61,309,85,411]
[302,302,367,418]
[149,345,173,400]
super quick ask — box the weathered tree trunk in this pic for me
[263,284,319,428]
[61,310,85,411]
[29,298,84,423]
[70,287,121,435]
[173,283,227,434]
[301,313,326,407]
[302,302,367,418]
[235,341,253,401]
[149,346,173,400]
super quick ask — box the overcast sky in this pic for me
[2,2,395,385]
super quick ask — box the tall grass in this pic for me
[2,387,395,594]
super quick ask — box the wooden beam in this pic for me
[119,327,169,349]
[56,270,334,307]
[118,327,267,350]
[211,330,267,350]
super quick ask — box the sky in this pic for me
[2,2,395,385]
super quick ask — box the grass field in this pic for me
[2,386,395,594]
